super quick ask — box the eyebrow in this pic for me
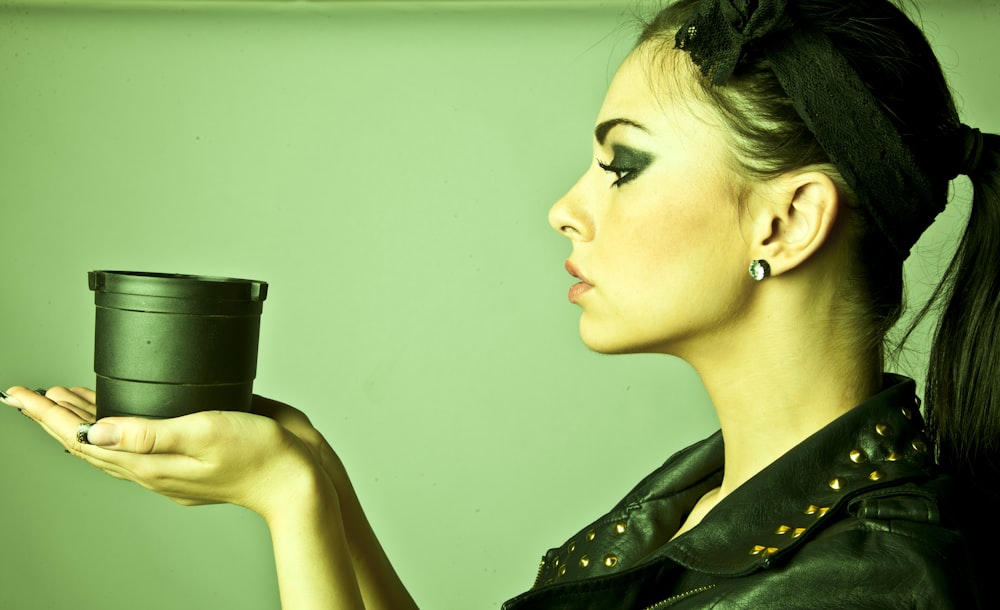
[594,118,650,145]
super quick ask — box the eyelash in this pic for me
[597,159,635,188]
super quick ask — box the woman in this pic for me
[3,0,995,607]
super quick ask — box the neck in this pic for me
[678,291,882,500]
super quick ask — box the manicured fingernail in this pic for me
[86,422,120,447]
[1,391,22,408]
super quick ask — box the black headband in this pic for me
[674,0,975,260]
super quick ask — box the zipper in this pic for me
[641,584,717,609]
[530,556,547,589]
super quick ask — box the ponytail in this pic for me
[905,132,1000,589]
[919,133,1000,487]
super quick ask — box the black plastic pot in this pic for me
[88,271,268,419]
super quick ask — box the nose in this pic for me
[548,173,594,242]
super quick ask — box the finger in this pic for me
[69,387,97,404]
[84,413,216,455]
[85,448,229,506]
[19,401,118,470]
[46,386,97,413]
[5,388,145,475]
[69,447,209,501]
[251,395,303,419]
[60,428,201,489]
[43,386,96,422]
[1,387,24,409]
[3,388,210,492]
[5,391,138,480]
[2,387,56,404]
[81,449,196,490]
[63,442,138,481]
[252,395,315,436]
[5,386,90,444]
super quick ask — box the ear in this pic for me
[747,171,841,277]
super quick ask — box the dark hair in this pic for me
[636,0,1000,502]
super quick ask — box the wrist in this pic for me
[259,440,341,528]
[262,449,365,610]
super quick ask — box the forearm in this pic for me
[248,396,417,608]
[265,466,366,610]
[320,451,419,610]
[338,483,419,610]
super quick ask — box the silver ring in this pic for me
[76,423,94,445]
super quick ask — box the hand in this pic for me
[2,386,322,521]
[4,386,415,609]
[252,395,351,490]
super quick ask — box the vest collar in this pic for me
[666,374,935,575]
[529,375,936,588]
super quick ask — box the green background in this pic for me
[0,1,997,608]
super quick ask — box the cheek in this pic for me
[578,203,747,354]
[612,199,735,285]
[597,188,748,329]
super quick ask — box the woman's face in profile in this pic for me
[550,46,757,358]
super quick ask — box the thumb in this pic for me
[85,416,186,454]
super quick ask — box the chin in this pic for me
[579,326,658,356]
[578,318,679,356]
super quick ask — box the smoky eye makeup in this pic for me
[597,144,655,188]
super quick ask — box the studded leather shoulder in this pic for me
[503,376,979,610]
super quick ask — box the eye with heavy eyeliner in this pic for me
[597,144,655,187]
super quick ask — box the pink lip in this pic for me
[565,260,593,303]
[568,282,593,303]
[565,260,589,282]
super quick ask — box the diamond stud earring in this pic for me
[749,259,771,281]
